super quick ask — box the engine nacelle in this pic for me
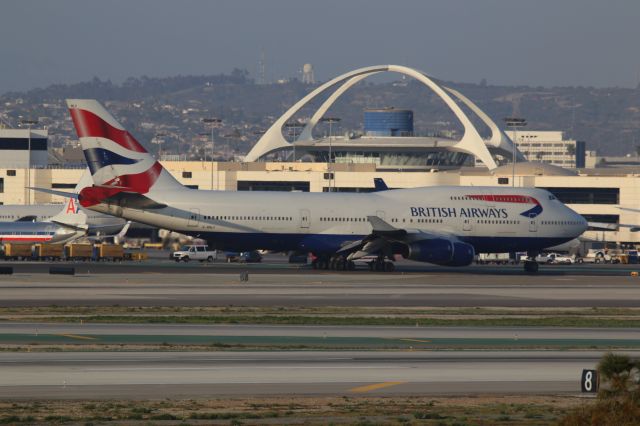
[404,239,475,267]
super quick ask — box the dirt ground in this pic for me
[0,394,588,425]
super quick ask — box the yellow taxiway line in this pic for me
[56,334,96,341]
[349,381,406,393]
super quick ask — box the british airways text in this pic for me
[410,207,508,218]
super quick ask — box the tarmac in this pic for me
[0,267,639,307]
[0,350,622,399]
[1,259,639,399]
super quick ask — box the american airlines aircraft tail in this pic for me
[67,99,588,273]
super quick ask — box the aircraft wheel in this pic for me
[375,260,385,272]
[328,257,336,270]
[347,261,356,271]
[384,262,395,272]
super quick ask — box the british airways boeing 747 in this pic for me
[66,99,587,273]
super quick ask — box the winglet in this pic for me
[373,178,389,192]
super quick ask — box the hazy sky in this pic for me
[1,0,639,94]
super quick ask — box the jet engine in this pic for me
[404,239,475,267]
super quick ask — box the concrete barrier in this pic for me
[49,266,75,275]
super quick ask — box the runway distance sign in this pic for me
[581,369,598,393]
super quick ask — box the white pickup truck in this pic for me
[519,252,577,264]
[172,244,217,262]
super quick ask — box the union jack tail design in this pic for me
[66,99,182,207]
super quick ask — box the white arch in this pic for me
[244,65,388,162]
[297,72,380,141]
[244,64,499,169]
[444,86,525,161]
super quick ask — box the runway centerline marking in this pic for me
[350,381,406,393]
[400,338,431,343]
[56,334,96,341]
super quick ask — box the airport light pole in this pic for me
[202,118,222,190]
[19,118,38,205]
[284,121,303,161]
[320,117,341,192]
[153,132,167,160]
[504,117,526,187]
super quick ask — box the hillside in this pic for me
[1,71,639,158]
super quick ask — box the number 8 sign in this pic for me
[581,369,598,393]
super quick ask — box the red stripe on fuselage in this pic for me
[0,236,53,242]
[69,108,147,153]
[466,194,540,205]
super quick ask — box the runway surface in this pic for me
[1,271,640,307]
[0,350,620,399]
[4,323,639,339]
[2,323,639,349]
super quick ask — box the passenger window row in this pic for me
[477,219,520,225]
[542,220,582,225]
[320,217,366,222]
[202,215,293,221]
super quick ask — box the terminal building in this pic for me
[0,65,636,246]
[504,130,595,169]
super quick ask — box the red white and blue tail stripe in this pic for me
[66,99,182,207]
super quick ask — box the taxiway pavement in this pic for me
[0,271,639,307]
[0,350,619,399]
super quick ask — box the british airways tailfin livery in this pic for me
[67,99,587,273]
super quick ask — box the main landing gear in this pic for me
[311,254,395,272]
[312,255,355,271]
[367,257,395,272]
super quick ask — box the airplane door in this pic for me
[299,209,310,229]
[529,214,537,232]
[463,219,472,231]
[188,208,200,227]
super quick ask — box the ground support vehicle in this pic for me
[33,244,64,261]
[476,253,512,265]
[172,245,217,263]
[65,244,93,261]
[2,244,32,260]
[94,244,125,261]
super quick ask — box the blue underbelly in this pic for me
[186,231,573,255]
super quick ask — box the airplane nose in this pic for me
[577,213,588,233]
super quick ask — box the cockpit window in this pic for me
[548,195,557,200]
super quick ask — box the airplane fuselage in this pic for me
[87,185,587,254]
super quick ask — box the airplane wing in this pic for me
[588,221,640,232]
[337,215,467,264]
[28,187,78,199]
[84,221,131,242]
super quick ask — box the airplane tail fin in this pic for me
[49,198,88,230]
[66,99,183,207]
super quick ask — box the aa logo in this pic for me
[65,198,80,214]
